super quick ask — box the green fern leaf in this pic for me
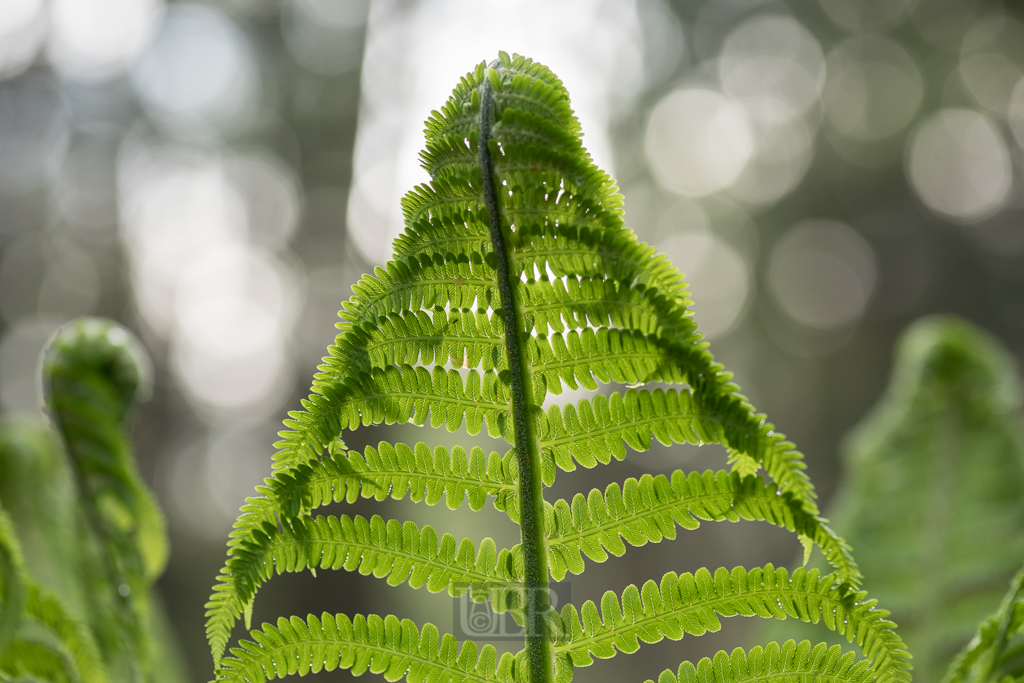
[943,564,1024,683]
[0,640,78,683]
[232,440,518,538]
[14,584,107,683]
[265,54,817,520]
[0,505,27,655]
[205,440,520,659]
[208,52,905,683]
[207,514,524,651]
[0,419,82,625]
[544,470,857,583]
[0,506,107,683]
[552,565,908,682]
[647,640,875,683]
[34,318,185,683]
[216,613,526,683]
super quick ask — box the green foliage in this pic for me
[944,564,1024,683]
[0,318,185,683]
[769,316,1024,682]
[648,640,875,683]
[207,53,908,683]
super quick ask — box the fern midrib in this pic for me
[479,62,554,683]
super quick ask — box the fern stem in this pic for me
[479,61,554,683]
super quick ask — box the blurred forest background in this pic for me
[1,0,1023,681]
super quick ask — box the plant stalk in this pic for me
[478,61,554,683]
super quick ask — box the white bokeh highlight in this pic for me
[824,35,923,142]
[131,4,258,132]
[646,89,753,198]
[0,0,46,80]
[907,109,1011,222]
[48,0,164,81]
[118,140,303,420]
[717,14,824,206]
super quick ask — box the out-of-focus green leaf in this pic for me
[768,316,1024,683]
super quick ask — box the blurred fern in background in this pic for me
[768,316,1024,683]
[0,318,186,683]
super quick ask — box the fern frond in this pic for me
[41,318,182,683]
[207,52,902,683]
[206,515,522,665]
[0,512,106,683]
[553,565,909,682]
[215,613,525,683]
[267,53,819,521]
[943,564,1024,683]
[18,584,107,683]
[545,470,858,585]
[0,640,78,683]
[0,505,27,654]
[646,641,874,683]
[42,319,167,580]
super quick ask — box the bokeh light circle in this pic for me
[906,109,1011,222]
[769,220,876,330]
[645,88,753,197]
[719,14,825,118]
[48,0,164,81]
[959,14,1024,118]
[824,35,924,141]
[0,0,45,80]
[131,4,257,130]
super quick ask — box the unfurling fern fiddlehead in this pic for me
[0,318,185,683]
[206,53,910,683]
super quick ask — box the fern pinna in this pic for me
[206,53,910,683]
